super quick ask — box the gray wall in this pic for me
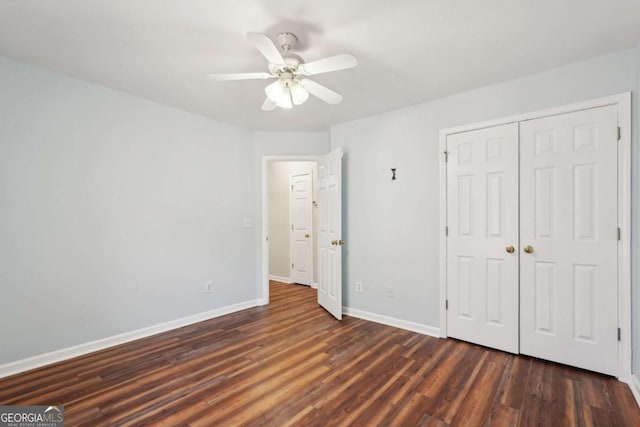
[0,56,257,364]
[268,161,318,283]
[331,48,638,329]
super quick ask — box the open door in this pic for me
[317,148,343,319]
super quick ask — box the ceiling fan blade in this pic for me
[261,97,277,111]
[300,79,343,104]
[247,32,285,65]
[209,72,274,81]
[300,54,357,75]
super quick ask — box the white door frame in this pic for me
[439,93,632,381]
[261,155,320,304]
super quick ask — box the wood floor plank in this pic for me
[483,403,520,427]
[450,360,504,427]
[1,281,639,426]
[499,355,531,409]
[432,349,489,424]
[418,340,473,398]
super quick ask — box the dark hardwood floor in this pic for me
[1,281,639,426]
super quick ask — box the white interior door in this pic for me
[290,171,313,285]
[519,105,619,375]
[446,123,519,353]
[318,148,343,320]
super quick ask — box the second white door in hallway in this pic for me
[290,171,313,286]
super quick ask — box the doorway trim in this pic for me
[261,155,321,305]
[438,92,632,380]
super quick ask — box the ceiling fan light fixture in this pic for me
[290,82,309,106]
[265,80,286,104]
[265,79,307,109]
[276,90,293,109]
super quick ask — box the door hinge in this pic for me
[291,184,294,191]
[618,327,621,341]
[266,236,269,242]
[445,299,449,310]
[444,151,449,162]
[291,224,293,230]
[617,126,621,141]
[445,226,449,236]
[617,227,621,241]
[292,263,294,268]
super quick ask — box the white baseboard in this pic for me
[629,374,640,409]
[0,299,261,379]
[268,275,291,283]
[312,282,318,289]
[343,306,441,338]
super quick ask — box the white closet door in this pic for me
[520,105,618,375]
[446,123,519,353]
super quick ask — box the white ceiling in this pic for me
[1,1,639,131]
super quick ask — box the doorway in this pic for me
[261,149,344,319]
[267,161,318,288]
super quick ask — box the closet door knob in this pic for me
[506,246,515,253]
[523,245,534,254]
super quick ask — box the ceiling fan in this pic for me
[209,32,357,111]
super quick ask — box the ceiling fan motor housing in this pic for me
[276,32,298,51]
[268,54,303,75]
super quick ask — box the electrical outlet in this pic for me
[386,286,395,298]
[243,218,253,228]
[205,281,213,293]
[356,281,363,293]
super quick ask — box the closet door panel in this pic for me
[519,105,618,375]
[446,123,519,353]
